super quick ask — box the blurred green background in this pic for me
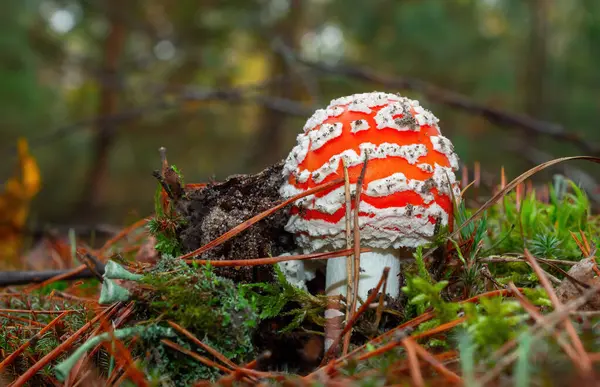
[2,0,600,227]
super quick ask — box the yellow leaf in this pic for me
[0,138,41,269]
[17,138,41,198]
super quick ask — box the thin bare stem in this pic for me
[342,159,353,356]
[372,273,387,332]
[346,158,368,348]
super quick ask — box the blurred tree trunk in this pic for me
[524,0,549,120]
[247,0,305,171]
[75,0,127,220]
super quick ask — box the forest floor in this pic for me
[1,155,600,386]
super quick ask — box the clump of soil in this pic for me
[177,161,296,283]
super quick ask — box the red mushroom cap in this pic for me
[281,92,461,252]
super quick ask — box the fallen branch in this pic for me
[0,268,99,287]
[298,57,600,156]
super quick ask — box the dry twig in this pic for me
[342,160,353,356]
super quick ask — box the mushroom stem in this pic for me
[326,249,401,302]
[323,249,401,351]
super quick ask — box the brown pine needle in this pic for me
[167,321,238,370]
[304,288,519,380]
[479,255,577,266]
[412,341,462,384]
[97,312,149,387]
[580,230,592,256]
[570,231,589,256]
[357,317,467,362]
[0,309,74,314]
[24,264,89,293]
[479,282,600,385]
[523,249,592,372]
[507,282,580,363]
[161,339,233,374]
[98,217,150,257]
[0,311,70,371]
[10,303,120,387]
[403,337,425,387]
[214,352,272,386]
[186,248,368,266]
[322,266,389,365]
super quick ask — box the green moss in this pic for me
[137,263,257,385]
[0,296,89,384]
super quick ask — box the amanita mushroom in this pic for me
[280,91,461,346]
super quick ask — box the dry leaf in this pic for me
[555,258,600,311]
[0,138,41,268]
[135,235,159,264]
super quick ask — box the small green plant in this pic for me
[462,296,528,352]
[241,264,328,332]
[401,249,461,341]
[402,276,460,323]
[485,179,593,260]
[147,184,185,257]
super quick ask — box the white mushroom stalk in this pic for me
[325,249,402,306]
